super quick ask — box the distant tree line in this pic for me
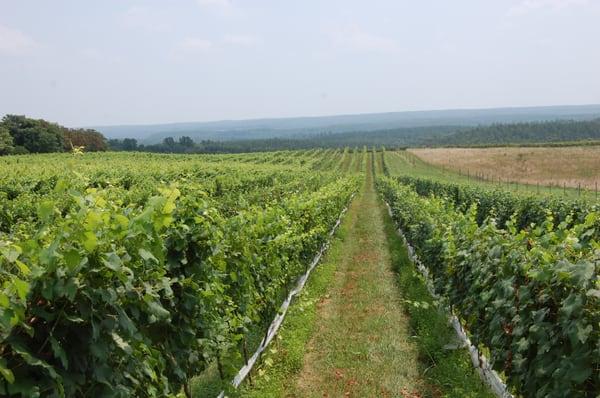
[429,118,600,147]
[107,135,388,154]
[107,126,461,153]
[4,115,599,156]
[0,115,108,155]
[109,118,600,153]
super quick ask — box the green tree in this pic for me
[0,126,13,155]
[163,137,176,147]
[2,115,64,153]
[122,138,138,151]
[178,136,194,147]
[62,128,108,152]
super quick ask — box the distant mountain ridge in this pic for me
[92,104,600,144]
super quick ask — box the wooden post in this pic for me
[578,183,581,197]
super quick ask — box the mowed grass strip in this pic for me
[381,209,495,398]
[234,154,493,398]
[290,156,425,397]
[229,166,363,398]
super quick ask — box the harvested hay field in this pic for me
[409,146,600,190]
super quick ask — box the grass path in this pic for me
[234,153,491,398]
[288,156,424,397]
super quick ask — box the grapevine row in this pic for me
[377,176,599,398]
[0,153,358,396]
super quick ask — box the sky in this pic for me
[1,0,599,127]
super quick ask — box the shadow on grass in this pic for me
[381,205,495,398]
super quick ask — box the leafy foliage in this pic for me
[62,129,107,152]
[398,176,597,234]
[378,176,600,398]
[0,152,358,396]
[0,115,108,155]
[0,127,13,155]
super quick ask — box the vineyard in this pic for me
[378,149,599,397]
[0,149,364,396]
[0,148,598,397]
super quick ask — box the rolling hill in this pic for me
[93,104,600,144]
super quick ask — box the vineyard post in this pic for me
[596,182,598,200]
[563,182,566,196]
[217,353,225,381]
[578,183,581,197]
[242,338,253,385]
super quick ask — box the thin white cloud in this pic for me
[508,0,589,16]
[197,0,232,6]
[0,24,37,55]
[178,37,213,52]
[196,0,240,16]
[223,34,260,47]
[330,25,397,53]
[119,6,170,32]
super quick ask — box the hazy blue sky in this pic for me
[1,0,599,126]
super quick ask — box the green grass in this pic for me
[226,179,358,398]
[381,209,494,398]
[233,154,493,398]
[282,156,424,397]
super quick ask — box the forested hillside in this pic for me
[4,114,600,156]
[109,119,600,153]
[95,104,600,143]
[108,125,460,153]
[431,118,600,146]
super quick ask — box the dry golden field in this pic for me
[409,146,600,190]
